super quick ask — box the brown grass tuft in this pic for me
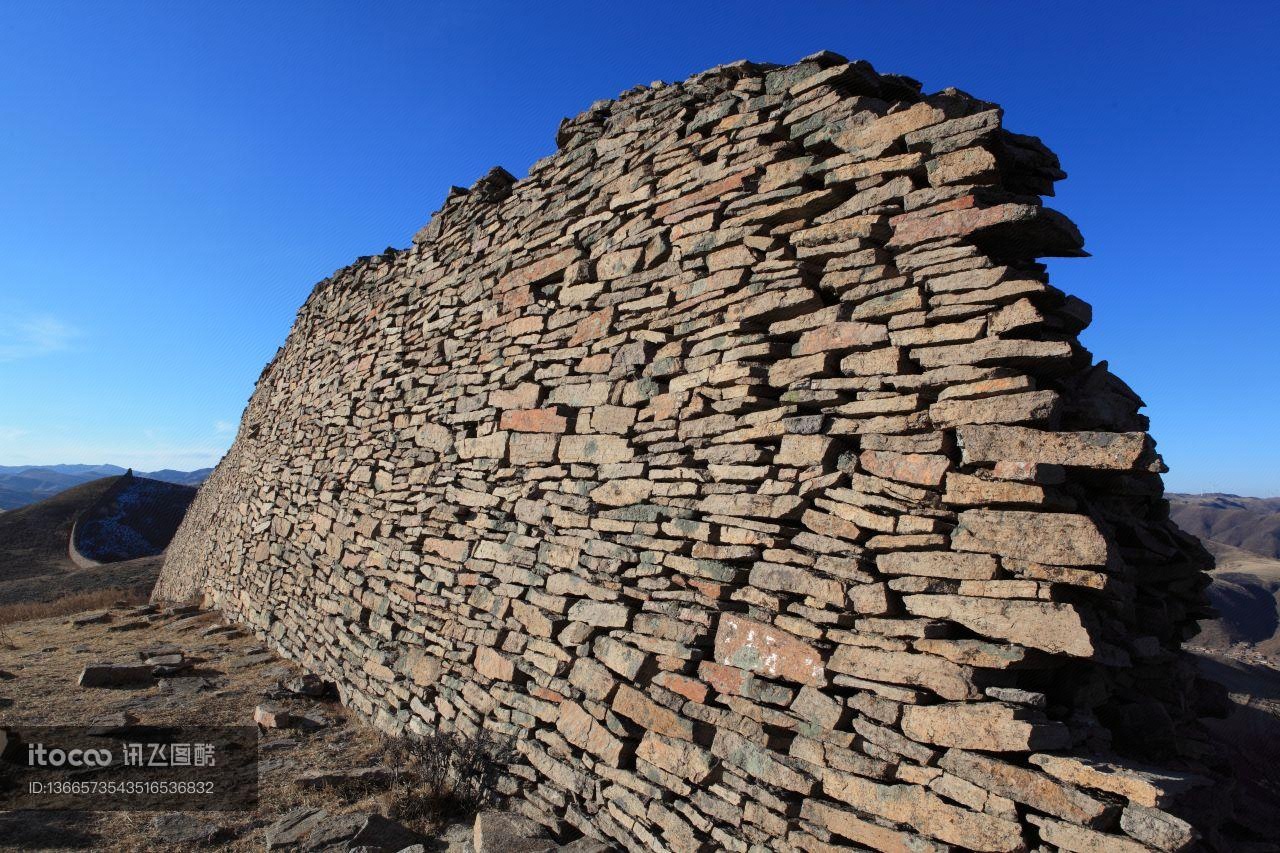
[0,585,150,626]
[375,729,514,834]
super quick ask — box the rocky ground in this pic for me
[0,604,599,852]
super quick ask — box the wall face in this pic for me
[158,54,1224,852]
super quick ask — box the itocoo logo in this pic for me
[27,743,114,767]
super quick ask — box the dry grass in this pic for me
[288,728,515,838]
[375,728,514,834]
[0,606,407,851]
[0,584,150,626]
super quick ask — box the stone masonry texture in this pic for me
[157,53,1230,851]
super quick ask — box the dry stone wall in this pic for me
[158,53,1228,851]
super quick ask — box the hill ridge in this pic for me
[0,474,197,607]
[0,464,211,510]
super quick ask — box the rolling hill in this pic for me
[0,473,197,605]
[0,477,123,581]
[1166,494,1280,659]
[1170,493,1280,560]
[72,474,197,563]
[1195,540,1280,657]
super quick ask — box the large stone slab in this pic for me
[902,703,1070,752]
[903,594,1097,657]
[952,509,1111,566]
[77,663,153,688]
[828,646,978,701]
[957,424,1161,471]
[712,614,826,687]
[941,749,1116,826]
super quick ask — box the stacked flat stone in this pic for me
[158,52,1227,852]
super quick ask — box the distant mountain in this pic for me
[0,463,127,478]
[1169,493,1280,561]
[0,464,211,509]
[0,468,90,510]
[141,468,213,486]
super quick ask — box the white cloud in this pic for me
[0,315,78,361]
[213,420,236,435]
[0,426,29,445]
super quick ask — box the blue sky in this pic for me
[0,2,1276,494]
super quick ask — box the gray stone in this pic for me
[77,663,153,688]
[473,811,557,853]
[265,806,328,849]
[149,813,225,846]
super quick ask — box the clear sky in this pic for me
[0,2,1276,494]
